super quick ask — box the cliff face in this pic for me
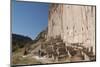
[48,4,95,54]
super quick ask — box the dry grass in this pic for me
[12,48,41,65]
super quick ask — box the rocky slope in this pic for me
[12,33,33,52]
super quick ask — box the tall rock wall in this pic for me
[48,4,96,54]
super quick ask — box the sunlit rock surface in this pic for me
[48,4,95,55]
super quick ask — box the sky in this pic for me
[12,0,49,39]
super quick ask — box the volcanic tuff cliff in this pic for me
[32,4,96,62]
[47,4,95,55]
